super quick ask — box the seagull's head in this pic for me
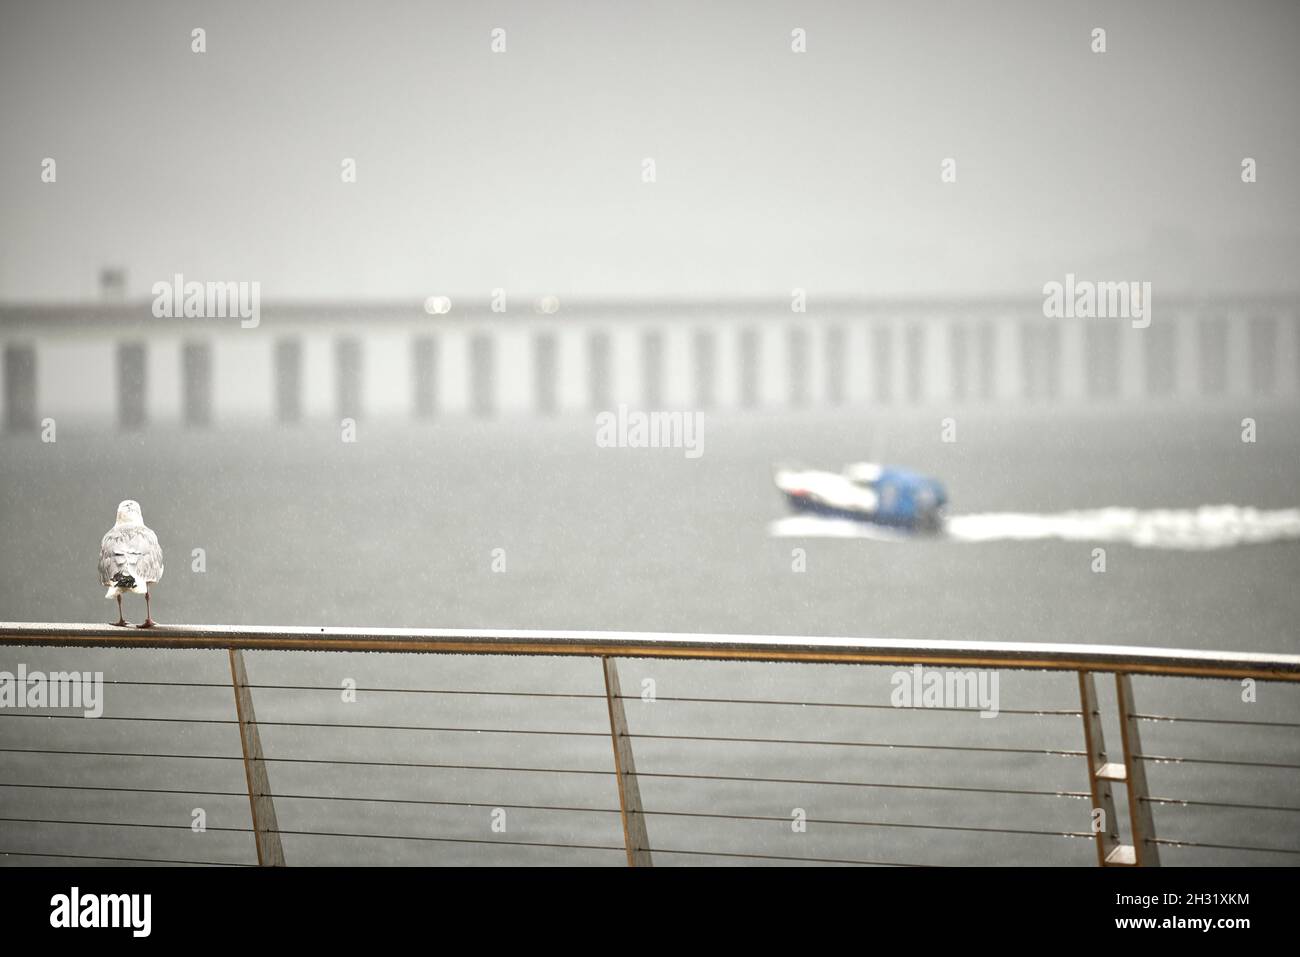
[115,500,144,526]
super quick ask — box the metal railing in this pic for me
[2,622,1298,867]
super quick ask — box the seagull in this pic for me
[99,499,164,628]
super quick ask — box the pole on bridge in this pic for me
[602,657,653,867]
[229,648,286,866]
[1077,671,1126,865]
[1116,674,1160,866]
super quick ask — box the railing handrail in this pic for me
[3,622,1297,681]
[5,621,1298,866]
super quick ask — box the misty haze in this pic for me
[0,1,1297,874]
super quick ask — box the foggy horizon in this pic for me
[3,0,1299,303]
[2,0,1298,885]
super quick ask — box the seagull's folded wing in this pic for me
[99,526,165,584]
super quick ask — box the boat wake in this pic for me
[769,506,1300,550]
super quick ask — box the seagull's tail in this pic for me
[105,570,144,597]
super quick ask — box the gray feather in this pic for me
[99,525,164,585]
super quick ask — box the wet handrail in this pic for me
[2,622,1298,681]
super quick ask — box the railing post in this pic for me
[1076,671,1125,866]
[1115,673,1160,866]
[228,648,286,866]
[601,657,652,867]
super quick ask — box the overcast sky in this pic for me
[2,0,1297,302]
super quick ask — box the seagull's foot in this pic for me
[110,618,129,627]
[137,618,158,629]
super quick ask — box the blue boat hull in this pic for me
[783,492,945,532]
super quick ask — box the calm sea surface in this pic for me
[1,406,1297,865]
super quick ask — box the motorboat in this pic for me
[773,462,948,531]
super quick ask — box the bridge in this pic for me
[3,299,1297,430]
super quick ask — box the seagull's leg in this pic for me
[141,587,157,628]
[112,595,128,627]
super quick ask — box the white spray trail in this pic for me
[770,506,1300,551]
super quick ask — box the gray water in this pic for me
[1,406,1298,865]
